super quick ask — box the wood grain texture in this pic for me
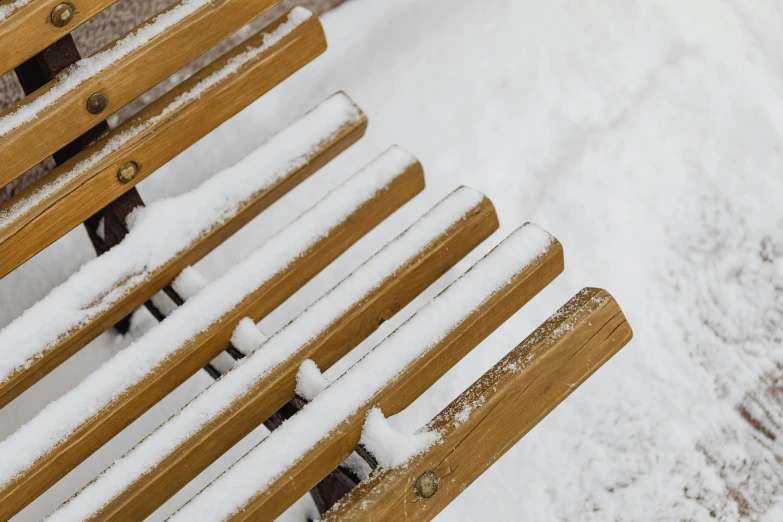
[0,107,368,410]
[78,192,499,522]
[222,230,565,522]
[0,0,283,188]
[0,0,122,77]
[323,288,634,522]
[0,9,327,280]
[0,159,423,520]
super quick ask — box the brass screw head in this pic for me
[414,471,439,500]
[117,162,139,184]
[86,92,108,114]
[51,3,75,27]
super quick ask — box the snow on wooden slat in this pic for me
[0,146,423,519]
[0,0,121,77]
[46,186,498,522]
[0,93,367,410]
[0,7,327,280]
[323,288,634,522]
[169,223,565,522]
[0,0,285,187]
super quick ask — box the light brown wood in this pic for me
[323,288,634,522]
[0,158,423,520]
[0,9,327,280]
[220,228,565,522]
[0,0,121,77]
[0,0,284,187]
[0,104,368,410]
[77,191,499,522]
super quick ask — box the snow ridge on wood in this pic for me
[0,7,314,233]
[168,223,554,521]
[0,0,217,136]
[0,93,362,388]
[45,186,486,522]
[0,135,404,494]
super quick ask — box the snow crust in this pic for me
[0,144,405,495]
[45,185,485,522]
[0,8,314,233]
[168,224,554,521]
[0,92,362,388]
[359,408,440,469]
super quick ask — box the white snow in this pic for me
[0,0,218,137]
[44,185,485,522]
[168,224,554,521]
[171,267,209,300]
[0,7,314,233]
[295,360,329,401]
[0,0,31,23]
[340,452,373,482]
[359,408,440,469]
[5,0,782,520]
[0,92,363,388]
[209,352,238,375]
[229,317,268,355]
[451,396,486,429]
[0,145,409,494]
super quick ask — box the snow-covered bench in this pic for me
[0,4,327,280]
[0,5,334,405]
[0,2,634,520]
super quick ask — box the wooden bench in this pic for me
[0,2,634,521]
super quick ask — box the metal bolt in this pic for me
[117,162,139,184]
[414,471,439,500]
[86,92,108,114]
[51,3,75,27]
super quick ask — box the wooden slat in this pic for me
[170,224,565,522]
[323,288,634,522]
[0,0,285,187]
[0,153,423,519]
[0,94,368,410]
[0,8,326,280]
[54,188,499,522]
[0,0,122,77]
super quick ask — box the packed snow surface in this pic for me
[44,185,484,522]
[168,224,554,521]
[0,144,408,494]
[3,0,782,520]
[0,92,362,388]
[0,7,313,233]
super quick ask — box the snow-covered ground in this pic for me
[1,0,782,520]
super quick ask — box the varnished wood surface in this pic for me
[77,192,498,522]
[323,288,633,522]
[0,0,122,77]
[0,0,283,188]
[0,104,368,410]
[0,157,423,520]
[0,9,327,281]
[216,229,565,522]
